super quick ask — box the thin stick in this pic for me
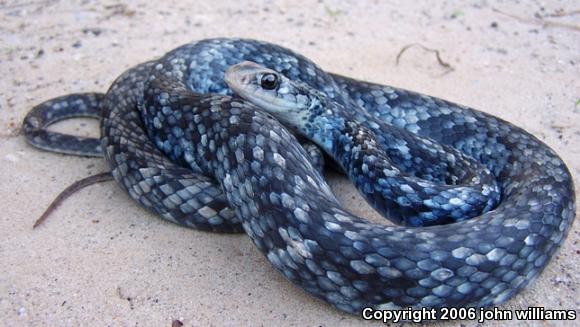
[395,43,453,70]
[492,8,580,32]
[33,172,113,229]
[540,9,580,18]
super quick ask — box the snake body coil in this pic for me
[23,38,575,314]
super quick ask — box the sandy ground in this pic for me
[0,0,579,326]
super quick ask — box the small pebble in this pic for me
[5,154,19,163]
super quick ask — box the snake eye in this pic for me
[260,73,279,90]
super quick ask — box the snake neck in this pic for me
[299,95,359,158]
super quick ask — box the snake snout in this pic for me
[225,61,263,89]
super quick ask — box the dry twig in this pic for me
[492,8,580,32]
[395,43,454,76]
[33,172,113,228]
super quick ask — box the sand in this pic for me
[1,0,578,326]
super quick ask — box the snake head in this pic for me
[225,61,321,131]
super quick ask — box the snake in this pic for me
[22,38,575,314]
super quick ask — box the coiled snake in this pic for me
[23,38,575,314]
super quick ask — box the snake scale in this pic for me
[23,38,575,314]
